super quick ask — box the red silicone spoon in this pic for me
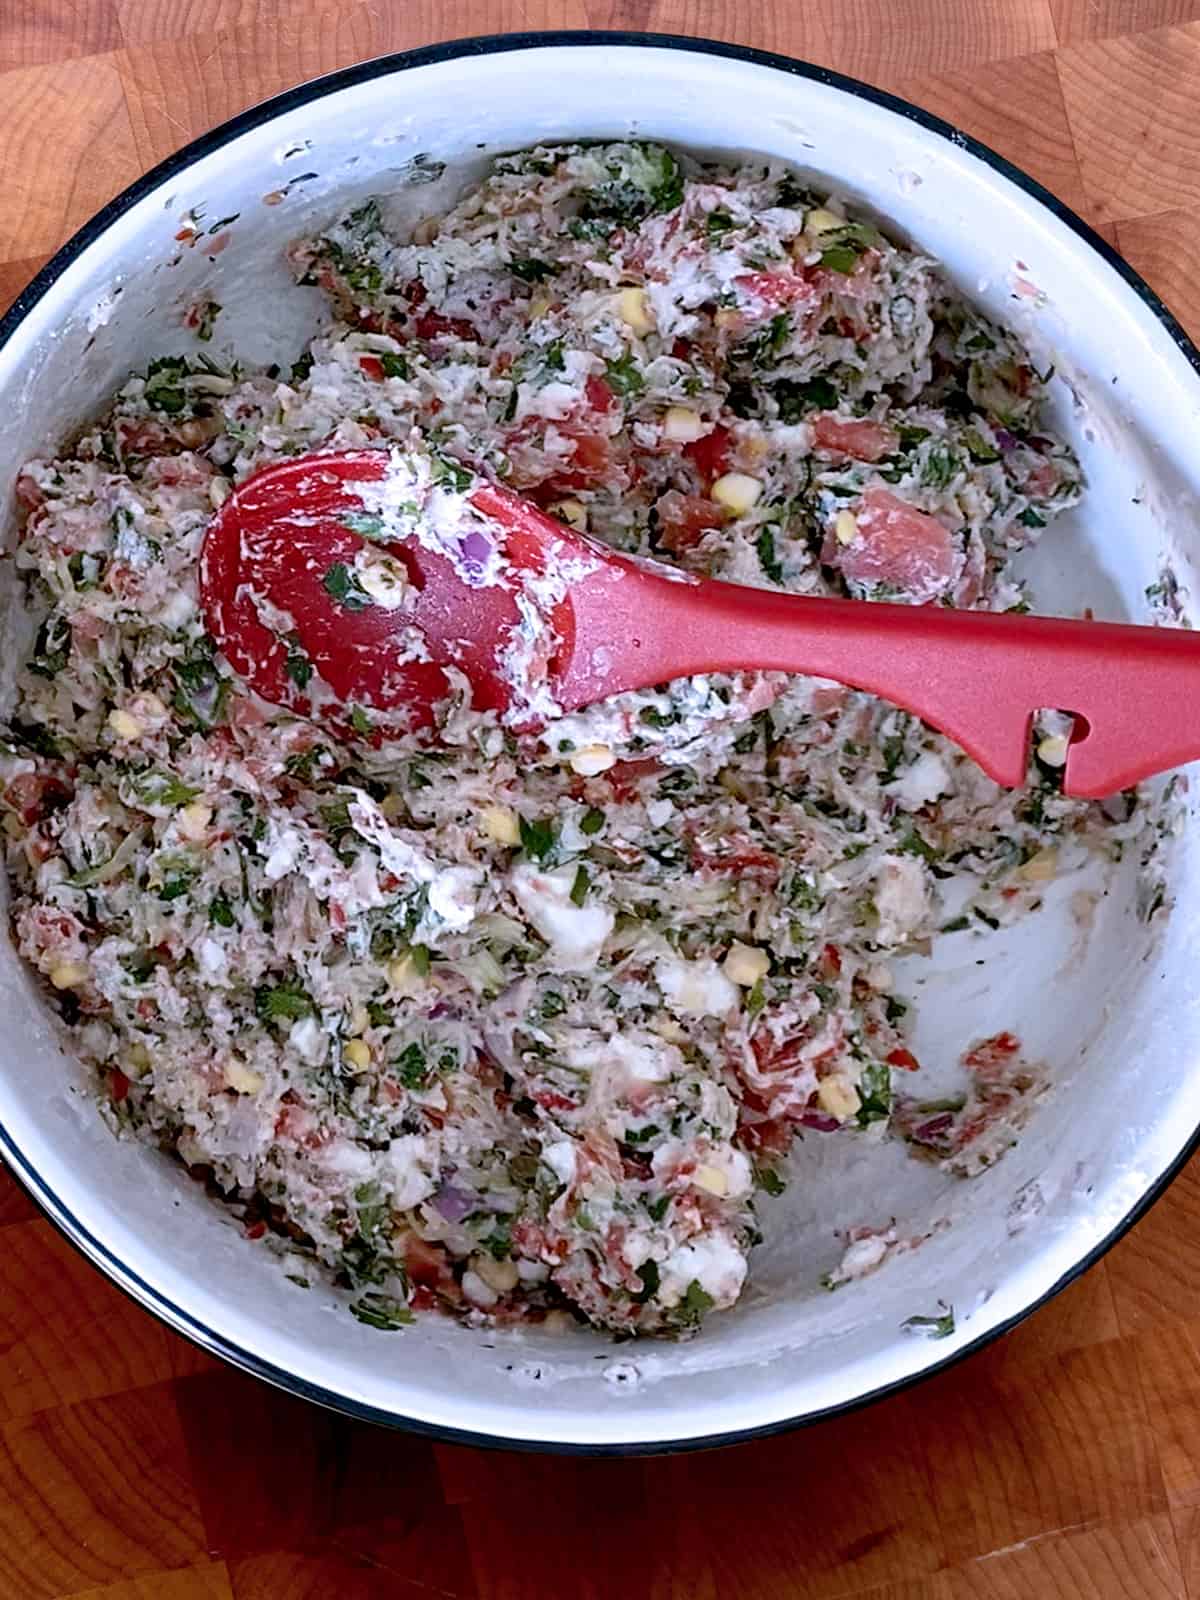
[199,447,1200,799]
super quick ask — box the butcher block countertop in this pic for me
[2,3,1200,1596]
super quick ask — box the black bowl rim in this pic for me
[0,28,1195,1456]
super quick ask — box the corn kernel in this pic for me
[348,1003,369,1035]
[714,308,742,331]
[549,498,588,531]
[817,1074,861,1122]
[569,743,616,777]
[224,1057,264,1094]
[617,287,654,334]
[805,207,845,236]
[471,1252,520,1294]
[127,1042,152,1074]
[723,941,770,988]
[529,293,553,320]
[343,1037,372,1072]
[662,406,708,443]
[1037,734,1069,768]
[49,960,89,991]
[1019,846,1059,882]
[380,792,405,819]
[653,1012,686,1043]
[710,472,762,515]
[461,1268,499,1308]
[356,556,412,610]
[835,509,859,545]
[177,800,212,840]
[693,1163,730,1197]
[386,954,424,991]
[106,707,143,741]
[481,805,521,846]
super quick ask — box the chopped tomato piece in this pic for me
[413,306,477,342]
[4,772,71,825]
[817,944,841,979]
[601,756,663,801]
[690,831,781,885]
[963,1031,1022,1079]
[811,413,897,463]
[655,490,725,554]
[358,354,385,380]
[734,271,817,316]
[1025,460,1059,497]
[585,374,616,414]
[886,1047,921,1072]
[533,1088,578,1113]
[683,425,731,487]
[832,486,959,603]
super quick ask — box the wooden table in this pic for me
[2,3,1200,1595]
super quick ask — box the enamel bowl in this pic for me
[1,33,1197,1451]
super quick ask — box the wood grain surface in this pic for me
[1,3,1198,1595]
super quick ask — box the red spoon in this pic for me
[199,447,1200,799]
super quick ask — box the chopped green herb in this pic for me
[431,452,473,491]
[483,1220,512,1260]
[28,614,70,679]
[902,1306,955,1338]
[633,1259,661,1303]
[509,258,556,281]
[255,980,314,1023]
[341,512,387,538]
[856,1059,892,1126]
[194,300,221,342]
[379,351,409,378]
[678,1279,715,1327]
[820,242,862,274]
[570,864,590,906]
[131,771,200,808]
[143,355,190,415]
[322,562,372,611]
[351,1293,415,1331]
[605,352,645,398]
[772,374,837,420]
[754,1165,787,1197]
[756,524,784,585]
[284,635,313,690]
[519,814,557,862]
[394,1041,428,1089]
[209,893,236,928]
[921,443,958,489]
[705,210,735,239]
[623,1123,660,1145]
[580,806,605,836]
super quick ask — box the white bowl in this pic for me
[2,33,1198,1452]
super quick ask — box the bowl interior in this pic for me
[1,38,1198,1449]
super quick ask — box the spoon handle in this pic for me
[558,558,1200,798]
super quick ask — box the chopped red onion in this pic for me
[432,1182,477,1223]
